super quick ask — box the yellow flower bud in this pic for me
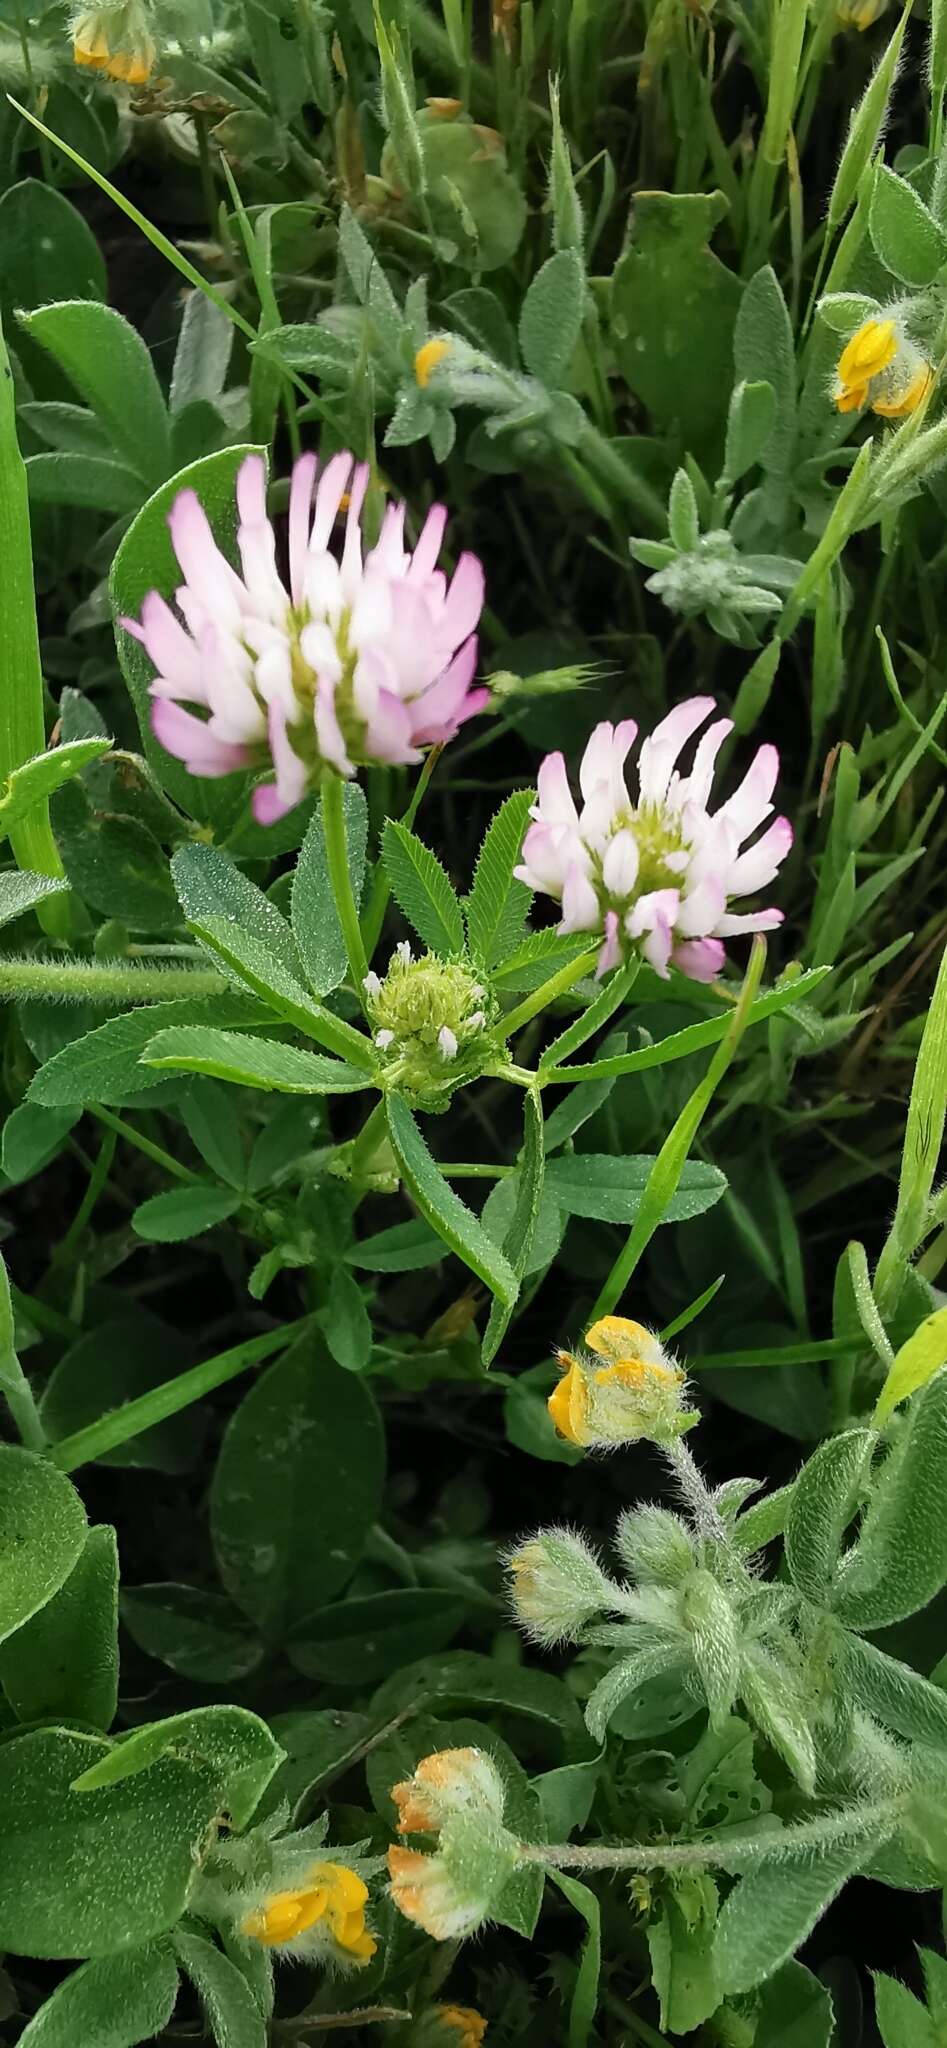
[547,1315,697,1450]
[242,1861,375,1965]
[415,338,452,388]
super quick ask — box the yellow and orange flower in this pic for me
[548,1315,696,1450]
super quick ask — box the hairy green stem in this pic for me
[517,1797,897,1874]
[496,947,600,1043]
[0,958,226,1004]
[49,1318,311,1472]
[322,774,369,992]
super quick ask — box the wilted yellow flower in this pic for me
[388,1749,517,1943]
[548,1315,697,1450]
[388,1844,486,1940]
[242,1861,375,1964]
[415,338,452,388]
[833,316,933,419]
[392,1747,506,1835]
[437,2007,487,2048]
[72,4,155,83]
[426,97,464,119]
[492,0,519,49]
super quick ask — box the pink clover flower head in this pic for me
[124,452,489,823]
[514,698,792,982]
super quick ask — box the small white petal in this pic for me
[363,972,383,997]
[375,1029,395,1049]
[438,1026,458,1060]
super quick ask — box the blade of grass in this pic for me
[587,940,767,1318]
[0,309,68,937]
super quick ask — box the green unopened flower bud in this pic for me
[615,1505,696,1586]
[364,945,496,1108]
[487,663,602,702]
[507,1526,613,1645]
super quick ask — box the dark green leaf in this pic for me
[0,1445,87,1645]
[0,1525,118,1729]
[15,1943,178,2048]
[544,1152,726,1224]
[0,1728,222,1957]
[121,1585,263,1685]
[211,1332,385,1638]
[132,1184,242,1243]
[465,789,533,970]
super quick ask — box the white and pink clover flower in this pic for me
[123,451,488,824]
[514,698,792,982]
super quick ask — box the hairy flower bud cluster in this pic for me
[364,944,494,1106]
[515,700,791,981]
[387,1748,519,1941]
[506,1527,616,1646]
[547,1315,698,1450]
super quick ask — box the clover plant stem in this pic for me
[0,959,226,1004]
[322,773,369,993]
[347,1097,388,1180]
[55,1127,117,1266]
[92,1110,203,1187]
[496,946,601,1043]
[50,1317,313,1472]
